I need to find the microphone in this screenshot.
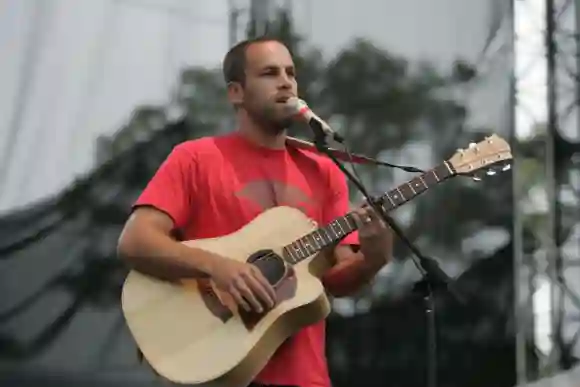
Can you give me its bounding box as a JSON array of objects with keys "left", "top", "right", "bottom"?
[{"left": 285, "top": 97, "right": 344, "bottom": 144}]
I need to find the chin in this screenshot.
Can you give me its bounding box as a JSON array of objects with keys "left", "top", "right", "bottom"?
[
  {"left": 249, "top": 109, "right": 291, "bottom": 134},
  {"left": 261, "top": 115, "right": 291, "bottom": 135}
]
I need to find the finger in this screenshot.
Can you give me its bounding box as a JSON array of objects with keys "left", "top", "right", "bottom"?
[
  {"left": 251, "top": 268, "right": 277, "bottom": 302},
  {"left": 351, "top": 212, "right": 365, "bottom": 231},
  {"left": 247, "top": 272, "right": 276, "bottom": 308},
  {"left": 362, "top": 206, "right": 387, "bottom": 228},
  {"left": 229, "top": 287, "right": 251, "bottom": 312},
  {"left": 252, "top": 266, "right": 276, "bottom": 306},
  {"left": 235, "top": 278, "right": 263, "bottom": 313},
  {"left": 352, "top": 210, "right": 373, "bottom": 230}
]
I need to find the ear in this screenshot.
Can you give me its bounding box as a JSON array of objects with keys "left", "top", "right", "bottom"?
[{"left": 227, "top": 81, "right": 244, "bottom": 108}]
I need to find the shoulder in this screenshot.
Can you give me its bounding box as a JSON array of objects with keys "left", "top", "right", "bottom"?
[
  {"left": 171, "top": 134, "right": 232, "bottom": 161},
  {"left": 172, "top": 136, "right": 218, "bottom": 156}
]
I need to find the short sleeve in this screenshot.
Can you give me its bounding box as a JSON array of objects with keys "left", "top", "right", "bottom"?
[
  {"left": 133, "top": 144, "right": 195, "bottom": 230},
  {"left": 323, "top": 163, "right": 359, "bottom": 246}
]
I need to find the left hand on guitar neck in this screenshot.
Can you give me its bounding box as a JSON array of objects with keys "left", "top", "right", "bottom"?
[{"left": 351, "top": 203, "right": 393, "bottom": 269}]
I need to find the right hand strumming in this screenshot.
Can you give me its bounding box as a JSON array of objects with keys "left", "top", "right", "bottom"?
[{"left": 209, "top": 257, "right": 277, "bottom": 313}]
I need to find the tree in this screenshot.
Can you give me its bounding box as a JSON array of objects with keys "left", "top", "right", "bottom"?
[{"left": 0, "top": 5, "right": 531, "bottom": 387}]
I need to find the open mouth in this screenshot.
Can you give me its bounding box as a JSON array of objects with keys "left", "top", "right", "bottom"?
[{"left": 275, "top": 95, "right": 293, "bottom": 103}]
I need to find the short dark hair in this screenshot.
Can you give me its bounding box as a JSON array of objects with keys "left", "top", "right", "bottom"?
[{"left": 222, "top": 36, "right": 286, "bottom": 85}]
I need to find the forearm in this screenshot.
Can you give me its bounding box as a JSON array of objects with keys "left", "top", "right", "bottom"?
[
  {"left": 322, "top": 250, "right": 385, "bottom": 297},
  {"left": 117, "top": 224, "right": 216, "bottom": 281}
]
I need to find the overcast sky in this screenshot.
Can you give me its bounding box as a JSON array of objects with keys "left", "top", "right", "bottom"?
[{"left": 0, "top": 0, "right": 509, "bottom": 214}]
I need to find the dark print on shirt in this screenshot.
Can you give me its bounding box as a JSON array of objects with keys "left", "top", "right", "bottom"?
[{"left": 235, "top": 180, "right": 313, "bottom": 214}]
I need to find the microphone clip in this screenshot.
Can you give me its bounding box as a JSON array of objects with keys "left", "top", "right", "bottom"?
[{"left": 309, "top": 118, "right": 343, "bottom": 152}]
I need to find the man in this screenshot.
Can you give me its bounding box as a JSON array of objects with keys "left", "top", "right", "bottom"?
[{"left": 117, "top": 37, "right": 393, "bottom": 387}]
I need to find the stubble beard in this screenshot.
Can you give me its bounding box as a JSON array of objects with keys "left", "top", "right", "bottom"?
[{"left": 250, "top": 104, "right": 292, "bottom": 136}]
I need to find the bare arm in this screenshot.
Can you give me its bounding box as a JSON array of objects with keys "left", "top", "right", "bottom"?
[
  {"left": 322, "top": 245, "right": 385, "bottom": 297},
  {"left": 117, "top": 206, "right": 217, "bottom": 281},
  {"left": 322, "top": 206, "right": 393, "bottom": 297}
]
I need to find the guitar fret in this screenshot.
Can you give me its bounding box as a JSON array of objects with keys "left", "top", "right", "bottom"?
[
  {"left": 377, "top": 163, "right": 453, "bottom": 213},
  {"left": 293, "top": 243, "right": 303, "bottom": 260},
  {"left": 395, "top": 187, "right": 405, "bottom": 200},
  {"left": 311, "top": 233, "right": 322, "bottom": 249},
  {"left": 409, "top": 178, "right": 421, "bottom": 194},
  {"left": 298, "top": 239, "right": 308, "bottom": 255},
  {"left": 341, "top": 216, "right": 356, "bottom": 236},
  {"left": 303, "top": 238, "right": 313, "bottom": 253},
  {"left": 329, "top": 224, "right": 338, "bottom": 239},
  {"left": 444, "top": 161, "right": 453, "bottom": 175},
  {"left": 323, "top": 228, "right": 334, "bottom": 244},
  {"left": 333, "top": 222, "right": 342, "bottom": 237},
  {"left": 327, "top": 224, "right": 336, "bottom": 239},
  {"left": 344, "top": 214, "right": 357, "bottom": 232},
  {"left": 336, "top": 220, "right": 346, "bottom": 235},
  {"left": 389, "top": 191, "right": 402, "bottom": 205},
  {"left": 286, "top": 246, "right": 297, "bottom": 263},
  {"left": 400, "top": 184, "right": 414, "bottom": 199},
  {"left": 432, "top": 169, "right": 440, "bottom": 182},
  {"left": 282, "top": 162, "right": 455, "bottom": 266},
  {"left": 313, "top": 230, "right": 324, "bottom": 245},
  {"left": 321, "top": 228, "right": 332, "bottom": 243}
]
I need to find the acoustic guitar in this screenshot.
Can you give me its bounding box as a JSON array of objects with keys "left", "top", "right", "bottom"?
[{"left": 121, "top": 135, "right": 512, "bottom": 387}]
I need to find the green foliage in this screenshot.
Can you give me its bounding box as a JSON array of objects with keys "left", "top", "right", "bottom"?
[
  {"left": 7, "top": 6, "right": 574, "bottom": 386},
  {"left": 103, "top": 6, "right": 513, "bottom": 262},
  {"left": 96, "top": 105, "right": 167, "bottom": 163},
  {"left": 175, "top": 67, "right": 232, "bottom": 133}
]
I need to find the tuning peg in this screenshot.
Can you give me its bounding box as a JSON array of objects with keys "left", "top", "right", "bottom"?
[
  {"left": 472, "top": 174, "right": 482, "bottom": 182},
  {"left": 486, "top": 169, "right": 497, "bottom": 176},
  {"left": 502, "top": 164, "right": 511, "bottom": 172}
]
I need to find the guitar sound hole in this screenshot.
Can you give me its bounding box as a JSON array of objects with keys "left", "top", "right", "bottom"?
[{"left": 247, "top": 250, "right": 287, "bottom": 286}]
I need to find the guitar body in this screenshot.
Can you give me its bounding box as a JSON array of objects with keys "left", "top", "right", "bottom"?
[{"left": 121, "top": 206, "right": 332, "bottom": 387}]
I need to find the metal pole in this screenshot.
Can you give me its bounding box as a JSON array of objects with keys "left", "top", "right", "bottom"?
[
  {"left": 511, "top": 0, "right": 528, "bottom": 381},
  {"left": 228, "top": 0, "right": 240, "bottom": 46},
  {"left": 545, "top": 0, "right": 563, "bottom": 372},
  {"left": 250, "top": 0, "right": 271, "bottom": 36}
]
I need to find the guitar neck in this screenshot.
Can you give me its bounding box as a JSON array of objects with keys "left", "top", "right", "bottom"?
[{"left": 282, "top": 161, "right": 455, "bottom": 264}]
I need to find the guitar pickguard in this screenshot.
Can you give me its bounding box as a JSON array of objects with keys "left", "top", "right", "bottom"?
[
  {"left": 239, "top": 264, "right": 296, "bottom": 330},
  {"left": 197, "top": 250, "right": 298, "bottom": 330},
  {"left": 197, "top": 280, "right": 233, "bottom": 323}
]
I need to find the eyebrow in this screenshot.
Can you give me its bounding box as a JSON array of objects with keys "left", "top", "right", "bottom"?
[{"left": 259, "top": 64, "right": 295, "bottom": 72}]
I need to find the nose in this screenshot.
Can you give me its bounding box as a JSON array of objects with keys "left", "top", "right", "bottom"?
[{"left": 278, "top": 73, "right": 293, "bottom": 89}]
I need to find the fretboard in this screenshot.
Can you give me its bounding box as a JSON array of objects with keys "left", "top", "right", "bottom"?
[{"left": 282, "top": 161, "right": 454, "bottom": 264}]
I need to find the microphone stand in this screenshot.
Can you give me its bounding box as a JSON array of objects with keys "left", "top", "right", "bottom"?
[{"left": 310, "top": 126, "right": 463, "bottom": 387}]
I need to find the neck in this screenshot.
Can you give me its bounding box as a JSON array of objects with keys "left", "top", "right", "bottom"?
[{"left": 237, "top": 111, "right": 287, "bottom": 149}]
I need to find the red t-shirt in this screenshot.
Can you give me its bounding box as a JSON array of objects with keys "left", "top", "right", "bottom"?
[{"left": 133, "top": 131, "right": 358, "bottom": 387}]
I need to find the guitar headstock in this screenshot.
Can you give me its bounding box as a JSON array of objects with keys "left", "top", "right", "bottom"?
[{"left": 447, "top": 134, "right": 512, "bottom": 178}]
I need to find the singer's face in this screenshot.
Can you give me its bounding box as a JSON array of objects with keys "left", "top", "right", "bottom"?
[{"left": 236, "top": 41, "right": 298, "bottom": 131}]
